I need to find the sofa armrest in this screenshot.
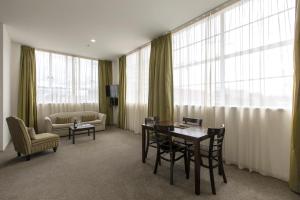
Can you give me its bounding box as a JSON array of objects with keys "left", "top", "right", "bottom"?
[
  {"left": 45, "top": 117, "right": 53, "bottom": 132},
  {"left": 98, "top": 113, "right": 106, "bottom": 124}
]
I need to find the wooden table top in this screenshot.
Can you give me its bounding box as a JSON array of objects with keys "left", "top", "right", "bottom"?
[
  {"left": 142, "top": 121, "right": 209, "bottom": 141},
  {"left": 69, "top": 123, "right": 95, "bottom": 130}
]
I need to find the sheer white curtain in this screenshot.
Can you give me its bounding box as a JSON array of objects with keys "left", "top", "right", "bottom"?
[
  {"left": 35, "top": 50, "right": 99, "bottom": 132},
  {"left": 126, "top": 45, "right": 150, "bottom": 133},
  {"left": 172, "top": 0, "right": 295, "bottom": 181}
]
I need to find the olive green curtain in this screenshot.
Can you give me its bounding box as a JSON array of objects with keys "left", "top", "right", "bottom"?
[
  {"left": 118, "top": 56, "right": 126, "bottom": 128},
  {"left": 289, "top": 0, "right": 300, "bottom": 193},
  {"left": 17, "top": 45, "right": 38, "bottom": 131},
  {"left": 98, "top": 60, "right": 113, "bottom": 125},
  {"left": 148, "top": 33, "right": 173, "bottom": 121}
]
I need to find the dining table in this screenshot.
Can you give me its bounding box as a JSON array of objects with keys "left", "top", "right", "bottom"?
[{"left": 141, "top": 121, "right": 210, "bottom": 195}]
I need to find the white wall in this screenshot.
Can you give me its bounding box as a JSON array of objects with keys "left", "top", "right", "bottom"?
[
  {"left": 0, "top": 24, "right": 3, "bottom": 150},
  {"left": 10, "top": 42, "right": 20, "bottom": 117},
  {"left": 0, "top": 23, "right": 13, "bottom": 151},
  {"left": 2, "top": 24, "right": 12, "bottom": 150},
  {"left": 112, "top": 59, "right": 119, "bottom": 125},
  {"left": 0, "top": 24, "right": 20, "bottom": 151}
]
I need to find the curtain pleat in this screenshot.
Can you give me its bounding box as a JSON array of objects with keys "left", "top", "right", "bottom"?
[
  {"left": 98, "top": 60, "right": 113, "bottom": 125},
  {"left": 125, "top": 46, "right": 150, "bottom": 133},
  {"left": 17, "top": 45, "right": 38, "bottom": 131},
  {"left": 148, "top": 33, "right": 173, "bottom": 121},
  {"left": 289, "top": 0, "right": 300, "bottom": 193},
  {"left": 118, "top": 56, "right": 126, "bottom": 128}
]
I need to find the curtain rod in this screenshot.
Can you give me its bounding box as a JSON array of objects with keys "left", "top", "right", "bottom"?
[
  {"left": 171, "top": 0, "right": 239, "bottom": 33},
  {"left": 36, "top": 48, "right": 100, "bottom": 61},
  {"left": 124, "top": 0, "right": 239, "bottom": 57}
]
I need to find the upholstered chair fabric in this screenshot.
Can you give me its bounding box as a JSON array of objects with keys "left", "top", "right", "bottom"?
[{"left": 6, "top": 116, "right": 59, "bottom": 157}]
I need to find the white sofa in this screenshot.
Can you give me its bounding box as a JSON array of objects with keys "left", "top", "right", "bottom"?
[{"left": 45, "top": 111, "right": 106, "bottom": 136}]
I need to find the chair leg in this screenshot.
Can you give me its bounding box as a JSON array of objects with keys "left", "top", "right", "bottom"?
[
  {"left": 17, "top": 152, "right": 21, "bottom": 157},
  {"left": 220, "top": 161, "right": 227, "bottom": 183},
  {"left": 153, "top": 147, "right": 160, "bottom": 174},
  {"left": 218, "top": 152, "right": 222, "bottom": 175},
  {"left": 170, "top": 151, "right": 175, "bottom": 185},
  {"left": 26, "top": 155, "right": 31, "bottom": 161},
  {"left": 145, "top": 131, "right": 150, "bottom": 159},
  {"left": 53, "top": 147, "right": 57, "bottom": 152},
  {"left": 184, "top": 149, "right": 189, "bottom": 179},
  {"left": 158, "top": 156, "right": 161, "bottom": 166},
  {"left": 209, "top": 159, "right": 216, "bottom": 195}
]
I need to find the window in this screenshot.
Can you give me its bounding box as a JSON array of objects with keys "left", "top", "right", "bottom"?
[
  {"left": 36, "top": 50, "right": 98, "bottom": 104},
  {"left": 125, "top": 45, "right": 151, "bottom": 133},
  {"left": 126, "top": 45, "right": 151, "bottom": 105},
  {"left": 172, "top": 0, "right": 295, "bottom": 109}
]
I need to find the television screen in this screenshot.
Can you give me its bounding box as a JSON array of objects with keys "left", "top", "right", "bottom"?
[{"left": 106, "top": 85, "right": 119, "bottom": 98}]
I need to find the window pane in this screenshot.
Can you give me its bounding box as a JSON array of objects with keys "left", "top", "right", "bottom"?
[
  {"left": 172, "top": 0, "right": 295, "bottom": 109},
  {"left": 36, "top": 50, "right": 98, "bottom": 104}
]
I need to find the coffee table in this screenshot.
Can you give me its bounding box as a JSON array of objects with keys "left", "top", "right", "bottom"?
[{"left": 69, "top": 124, "right": 95, "bottom": 144}]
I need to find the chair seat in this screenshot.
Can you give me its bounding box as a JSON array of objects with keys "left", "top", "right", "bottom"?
[
  {"left": 188, "top": 144, "right": 219, "bottom": 158},
  {"left": 160, "top": 140, "right": 185, "bottom": 153},
  {"left": 31, "top": 133, "right": 60, "bottom": 154},
  {"left": 32, "top": 133, "right": 59, "bottom": 145}
]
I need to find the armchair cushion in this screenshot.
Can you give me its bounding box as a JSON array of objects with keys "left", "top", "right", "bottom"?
[{"left": 31, "top": 133, "right": 59, "bottom": 154}]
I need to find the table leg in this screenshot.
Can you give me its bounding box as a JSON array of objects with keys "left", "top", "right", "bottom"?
[
  {"left": 145, "top": 130, "right": 150, "bottom": 159},
  {"left": 72, "top": 130, "right": 75, "bottom": 144},
  {"left": 88, "top": 129, "right": 90, "bottom": 136},
  {"left": 142, "top": 126, "right": 146, "bottom": 163},
  {"left": 93, "top": 128, "right": 95, "bottom": 140},
  {"left": 69, "top": 128, "right": 71, "bottom": 140},
  {"left": 194, "top": 140, "right": 201, "bottom": 195}
]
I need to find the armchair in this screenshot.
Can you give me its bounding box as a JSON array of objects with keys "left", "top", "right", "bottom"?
[{"left": 6, "top": 116, "right": 59, "bottom": 161}]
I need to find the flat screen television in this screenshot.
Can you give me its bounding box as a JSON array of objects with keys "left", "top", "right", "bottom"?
[{"left": 106, "top": 85, "right": 119, "bottom": 98}]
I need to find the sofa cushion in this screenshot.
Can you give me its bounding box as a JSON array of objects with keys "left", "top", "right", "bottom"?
[
  {"left": 52, "top": 123, "right": 73, "bottom": 129},
  {"left": 56, "top": 117, "right": 72, "bottom": 124},
  {"left": 82, "top": 115, "right": 97, "bottom": 122}
]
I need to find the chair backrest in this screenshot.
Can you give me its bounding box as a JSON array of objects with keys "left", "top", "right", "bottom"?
[
  {"left": 145, "top": 116, "right": 160, "bottom": 125},
  {"left": 153, "top": 124, "right": 173, "bottom": 147},
  {"left": 183, "top": 117, "right": 202, "bottom": 126},
  {"left": 6, "top": 116, "right": 31, "bottom": 155},
  {"left": 207, "top": 124, "right": 225, "bottom": 158}
]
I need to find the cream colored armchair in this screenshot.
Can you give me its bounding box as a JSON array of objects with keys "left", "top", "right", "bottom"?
[{"left": 6, "top": 116, "right": 59, "bottom": 161}]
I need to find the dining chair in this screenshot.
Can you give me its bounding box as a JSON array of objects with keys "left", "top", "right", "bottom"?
[
  {"left": 182, "top": 117, "right": 203, "bottom": 126},
  {"left": 176, "top": 117, "right": 203, "bottom": 156},
  {"left": 187, "top": 124, "right": 227, "bottom": 194},
  {"left": 153, "top": 124, "right": 189, "bottom": 185},
  {"left": 144, "top": 116, "right": 160, "bottom": 159}
]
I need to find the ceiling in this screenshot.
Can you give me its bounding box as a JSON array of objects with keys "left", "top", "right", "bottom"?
[{"left": 0, "top": 0, "right": 227, "bottom": 60}]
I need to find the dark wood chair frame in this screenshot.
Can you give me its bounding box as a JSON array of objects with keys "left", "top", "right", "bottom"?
[
  {"left": 144, "top": 117, "right": 160, "bottom": 159},
  {"left": 187, "top": 125, "right": 227, "bottom": 194},
  {"left": 153, "top": 124, "right": 189, "bottom": 185},
  {"left": 177, "top": 117, "right": 203, "bottom": 148},
  {"left": 183, "top": 117, "right": 203, "bottom": 126}
]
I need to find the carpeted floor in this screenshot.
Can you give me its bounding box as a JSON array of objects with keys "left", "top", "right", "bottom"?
[{"left": 0, "top": 127, "right": 298, "bottom": 200}]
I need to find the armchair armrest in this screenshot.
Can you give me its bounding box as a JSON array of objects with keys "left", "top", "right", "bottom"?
[{"left": 44, "top": 117, "right": 53, "bottom": 132}]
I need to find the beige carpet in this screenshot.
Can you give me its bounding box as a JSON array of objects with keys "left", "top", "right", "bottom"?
[{"left": 0, "top": 127, "right": 298, "bottom": 200}]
